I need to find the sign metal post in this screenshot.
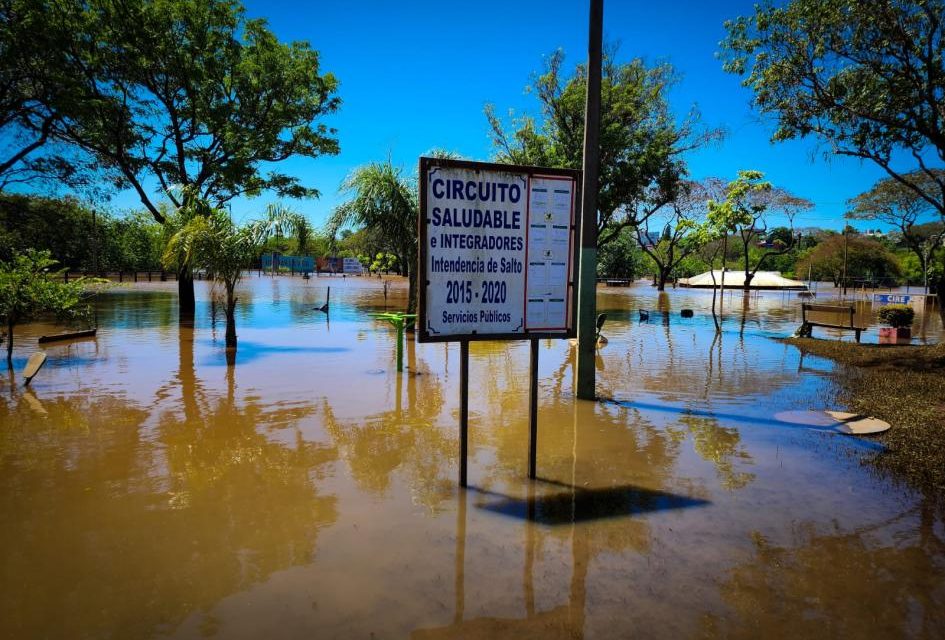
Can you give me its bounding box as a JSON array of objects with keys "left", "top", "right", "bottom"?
[
  {"left": 459, "top": 340, "right": 469, "bottom": 487},
  {"left": 418, "top": 157, "right": 581, "bottom": 485},
  {"left": 528, "top": 338, "right": 539, "bottom": 479}
]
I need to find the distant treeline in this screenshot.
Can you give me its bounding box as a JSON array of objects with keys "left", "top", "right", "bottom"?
[
  {"left": 597, "top": 223, "right": 943, "bottom": 287},
  {"left": 0, "top": 194, "right": 407, "bottom": 276},
  {"left": 0, "top": 194, "right": 164, "bottom": 273}
]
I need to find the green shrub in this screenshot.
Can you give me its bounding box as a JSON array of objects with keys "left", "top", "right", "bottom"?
[{"left": 877, "top": 304, "right": 914, "bottom": 328}]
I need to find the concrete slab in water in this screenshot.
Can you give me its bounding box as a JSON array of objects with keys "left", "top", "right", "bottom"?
[
  {"left": 825, "top": 410, "right": 861, "bottom": 422},
  {"left": 837, "top": 417, "right": 891, "bottom": 435}
]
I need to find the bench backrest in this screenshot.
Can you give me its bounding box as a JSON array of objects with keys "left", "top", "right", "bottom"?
[{"left": 802, "top": 303, "right": 855, "bottom": 328}]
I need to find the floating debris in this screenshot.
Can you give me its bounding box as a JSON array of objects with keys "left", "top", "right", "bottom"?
[{"left": 38, "top": 329, "right": 97, "bottom": 344}]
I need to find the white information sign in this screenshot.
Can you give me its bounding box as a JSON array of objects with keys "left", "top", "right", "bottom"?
[{"left": 419, "top": 158, "right": 578, "bottom": 342}]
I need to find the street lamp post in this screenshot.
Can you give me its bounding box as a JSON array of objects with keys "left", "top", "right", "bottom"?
[
  {"left": 841, "top": 226, "right": 849, "bottom": 297},
  {"left": 923, "top": 233, "right": 942, "bottom": 295}
]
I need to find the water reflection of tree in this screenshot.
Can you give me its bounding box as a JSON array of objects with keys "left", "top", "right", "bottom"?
[
  {"left": 670, "top": 415, "right": 756, "bottom": 491},
  {"left": 597, "top": 317, "right": 799, "bottom": 402},
  {"left": 320, "top": 344, "right": 453, "bottom": 510},
  {"left": 702, "top": 512, "right": 945, "bottom": 638},
  {"left": 93, "top": 290, "right": 177, "bottom": 330},
  {"left": 0, "top": 352, "right": 338, "bottom": 638}
]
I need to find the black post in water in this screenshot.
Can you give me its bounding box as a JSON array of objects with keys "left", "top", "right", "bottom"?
[
  {"left": 576, "top": 0, "right": 604, "bottom": 400},
  {"left": 528, "top": 338, "right": 539, "bottom": 479},
  {"left": 459, "top": 340, "right": 470, "bottom": 487}
]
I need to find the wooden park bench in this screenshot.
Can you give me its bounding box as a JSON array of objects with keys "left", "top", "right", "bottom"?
[{"left": 797, "top": 303, "right": 865, "bottom": 342}]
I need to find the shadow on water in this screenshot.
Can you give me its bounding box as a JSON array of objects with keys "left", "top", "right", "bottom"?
[
  {"left": 606, "top": 398, "right": 831, "bottom": 430},
  {"left": 472, "top": 478, "right": 709, "bottom": 525}
]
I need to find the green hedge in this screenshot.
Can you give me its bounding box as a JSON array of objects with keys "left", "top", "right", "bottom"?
[{"left": 877, "top": 304, "right": 914, "bottom": 328}]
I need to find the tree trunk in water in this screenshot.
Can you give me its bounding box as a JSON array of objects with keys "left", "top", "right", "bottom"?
[
  {"left": 179, "top": 270, "right": 196, "bottom": 319},
  {"left": 657, "top": 268, "right": 669, "bottom": 291},
  {"left": 225, "top": 291, "right": 237, "bottom": 351},
  {"left": 744, "top": 272, "right": 754, "bottom": 291},
  {"left": 5, "top": 316, "right": 13, "bottom": 366}
]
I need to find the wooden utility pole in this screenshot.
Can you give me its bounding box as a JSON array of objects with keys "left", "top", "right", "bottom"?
[{"left": 576, "top": 0, "right": 603, "bottom": 400}]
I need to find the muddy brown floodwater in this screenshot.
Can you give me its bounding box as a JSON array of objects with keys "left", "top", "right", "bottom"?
[{"left": 1, "top": 276, "right": 943, "bottom": 639}]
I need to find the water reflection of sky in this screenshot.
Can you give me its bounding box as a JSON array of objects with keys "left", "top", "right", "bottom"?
[{"left": 1, "top": 277, "right": 943, "bottom": 639}]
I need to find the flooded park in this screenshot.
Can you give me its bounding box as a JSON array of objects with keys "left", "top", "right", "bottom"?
[
  {"left": 2, "top": 275, "right": 943, "bottom": 639},
  {"left": 5, "top": 0, "right": 945, "bottom": 636}
]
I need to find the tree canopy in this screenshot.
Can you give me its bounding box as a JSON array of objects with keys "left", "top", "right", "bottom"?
[
  {"left": 795, "top": 232, "right": 903, "bottom": 286},
  {"left": 24, "top": 0, "right": 340, "bottom": 223},
  {"left": 721, "top": 0, "right": 945, "bottom": 216},
  {"left": 0, "top": 193, "right": 165, "bottom": 272},
  {"left": 0, "top": 1, "right": 104, "bottom": 192},
  {"left": 848, "top": 169, "right": 945, "bottom": 280},
  {"left": 486, "top": 47, "right": 722, "bottom": 248}
]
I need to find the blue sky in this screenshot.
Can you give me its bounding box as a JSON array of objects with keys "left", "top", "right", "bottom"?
[{"left": 109, "top": 0, "right": 919, "bottom": 231}]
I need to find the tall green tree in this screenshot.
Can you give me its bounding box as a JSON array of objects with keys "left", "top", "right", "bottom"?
[
  {"left": 486, "top": 48, "right": 722, "bottom": 248},
  {"left": 328, "top": 160, "right": 418, "bottom": 311},
  {"left": 41, "top": 0, "right": 339, "bottom": 314},
  {"left": 597, "top": 226, "right": 644, "bottom": 280},
  {"left": 707, "top": 170, "right": 772, "bottom": 269},
  {"left": 721, "top": 0, "right": 945, "bottom": 217},
  {"left": 55, "top": 0, "right": 340, "bottom": 216}
]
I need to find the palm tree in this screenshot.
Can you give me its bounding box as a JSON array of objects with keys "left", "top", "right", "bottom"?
[
  {"left": 163, "top": 200, "right": 306, "bottom": 360},
  {"left": 328, "top": 160, "right": 419, "bottom": 311},
  {"left": 164, "top": 210, "right": 256, "bottom": 355}
]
